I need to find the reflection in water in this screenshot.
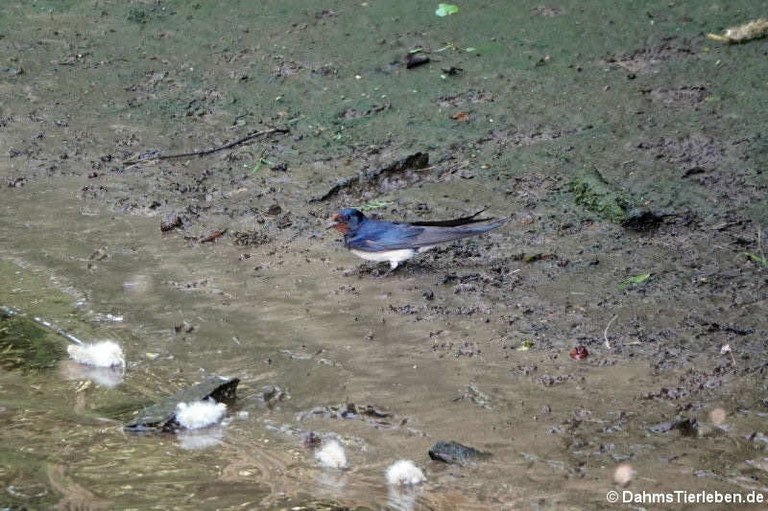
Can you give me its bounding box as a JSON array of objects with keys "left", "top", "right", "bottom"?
[
  {"left": 388, "top": 485, "right": 423, "bottom": 511},
  {"left": 47, "top": 463, "right": 112, "bottom": 511},
  {"left": 313, "top": 470, "right": 349, "bottom": 496},
  {"left": 176, "top": 426, "right": 225, "bottom": 450},
  {"left": 6, "top": 482, "right": 49, "bottom": 499},
  {"left": 58, "top": 359, "right": 125, "bottom": 388}
]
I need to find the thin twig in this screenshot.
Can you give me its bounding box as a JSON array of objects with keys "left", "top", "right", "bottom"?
[
  {"left": 1, "top": 305, "right": 84, "bottom": 345},
  {"left": 604, "top": 314, "right": 618, "bottom": 349},
  {"left": 31, "top": 315, "right": 85, "bottom": 345},
  {"left": 121, "top": 126, "right": 289, "bottom": 165}
]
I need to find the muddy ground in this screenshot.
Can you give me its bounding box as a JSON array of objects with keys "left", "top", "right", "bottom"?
[{"left": 1, "top": 1, "right": 767, "bottom": 509}]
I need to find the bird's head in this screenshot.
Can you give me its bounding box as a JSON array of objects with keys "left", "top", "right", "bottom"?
[{"left": 327, "top": 208, "right": 367, "bottom": 234}]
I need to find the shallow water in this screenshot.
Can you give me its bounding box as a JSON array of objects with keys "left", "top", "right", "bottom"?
[
  {"left": 1, "top": 176, "right": 764, "bottom": 509},
  {"left": 2, "top": 0, "right": 767, "bottom": 509}
]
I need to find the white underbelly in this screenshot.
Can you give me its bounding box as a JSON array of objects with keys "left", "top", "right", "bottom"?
[
  {"left": 349, "top": 246, "right": 437, "bottom": 269},
  {"left": 350, "top": 248, "right": 417, "bottom": 264}
]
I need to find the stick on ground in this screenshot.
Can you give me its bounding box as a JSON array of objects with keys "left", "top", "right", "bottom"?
[
  {"left": 1, "top": 305, "right": 84, "bottom": 345},
  {"left": 122, "top": 127, "right": 289, "bottom": 165},
  {"left": 604, "top": 314, "right": 618, "bottom": 349}
]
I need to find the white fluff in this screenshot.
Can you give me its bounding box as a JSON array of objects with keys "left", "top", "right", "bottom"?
[
  {"left": 315, "top": 439, "right": 348, "bottom": 469},
  {"left": 67, "top": 340, "right": 125, "bottom": 368},
  {"left": 386, "top": 460, "right": 426, "bottom": 486},
  {"left": 175, "top": 400, "right": 227, "bottom": 430}
]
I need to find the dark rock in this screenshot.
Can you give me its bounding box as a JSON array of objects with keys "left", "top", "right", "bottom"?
[
  {"left": 428, "top": 440, "right": 490, "bottom": 464},
  {"left": 124, "top": 376, "right": 239, "bottom": 433}
]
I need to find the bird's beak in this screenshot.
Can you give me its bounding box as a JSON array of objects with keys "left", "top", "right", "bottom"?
[
  {"left": 326, "top": 213, "right": 341, "bottom": 230},
  {"left": 326, "top": 213, "right": 349, "bottom": 234}
]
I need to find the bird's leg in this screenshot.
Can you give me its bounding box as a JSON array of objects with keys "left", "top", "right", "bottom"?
[{"left": 371, "top": 261, "right": 401, "bottom": 278}]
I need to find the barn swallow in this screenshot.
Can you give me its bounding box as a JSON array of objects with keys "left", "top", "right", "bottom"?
[{"left": 328, "top": 208, "right": 507, "bottom": 270}]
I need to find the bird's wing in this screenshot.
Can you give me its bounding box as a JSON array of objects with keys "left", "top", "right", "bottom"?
[
  {"left": 409, "top": 210, "right": 492, "bottom": 227},
  {"left": 346, "top": 221, "right": 424, "bottom": 252},
  {"left": 348, "top": 218, "right": 507, "bottom": 252},
  {"left": 401, "top": 219, "right": 507, "bottom": 247}
]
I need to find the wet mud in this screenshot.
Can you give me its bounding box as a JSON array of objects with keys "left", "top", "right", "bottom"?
[{"left": 1, "top": 1, "right": 767, "bottom": 509}]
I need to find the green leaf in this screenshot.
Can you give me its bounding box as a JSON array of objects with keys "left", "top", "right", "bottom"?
[
  {"left": 356, "top": 200, "right": 394, "bottom": 212},
  {"left": 743, "top": 252, "right": 768, "bottom": 267},
  {"left": 435, "top": 3, "right": 459, "bottom": 17},
  {"left": 517, "top": 339, "right": 535, "bottom": 351},
  {"left": 618, "top": 272, "right": 652, "bottom": 289}
]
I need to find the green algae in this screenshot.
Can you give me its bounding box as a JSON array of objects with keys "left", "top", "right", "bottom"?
[{"left": 570, "top": 167, "right": 633, "bottom": 223}]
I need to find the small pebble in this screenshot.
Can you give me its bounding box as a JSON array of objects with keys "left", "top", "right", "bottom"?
[
  {"left": 613, "top": 463, "right": 635, "bottom": 487},
  {"left": 709, "top": 407, "right": 726, "bottom": 425},
  {"left": 569, "top": 345, "right": 588, "bottom": 360}
]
